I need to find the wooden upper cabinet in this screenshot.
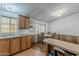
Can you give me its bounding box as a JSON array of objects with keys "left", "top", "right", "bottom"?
[
  {"left": 0, "top": 39, "right": 10, "bottom": 56},
  {"left": 19, "top": 16, "right": 30, "bottom": 29},
  {"left": 11, "top": 37, "right": 20, "bottom": 54},
  {"left": 26, "top": 17, "right": 30, "bottom": 28}
]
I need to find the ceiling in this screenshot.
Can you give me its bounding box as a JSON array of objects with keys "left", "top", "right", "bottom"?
[{"left": 0, "top": 3, "right": 79, "bottom": 22}]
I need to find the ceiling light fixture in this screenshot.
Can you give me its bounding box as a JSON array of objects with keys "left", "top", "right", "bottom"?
[{"left": 53, "top": 9, "right": 66, "bottom": 17}]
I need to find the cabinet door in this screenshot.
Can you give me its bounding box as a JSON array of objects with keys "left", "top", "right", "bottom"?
[
  {"left": 21, "top": 36, "right": 27, "bottom": 50},
  {"left": 26, "top": 36, "right": 32, "bottom": 48},
  {"left": 11, "top": 37, "right": 20, "bottom": 54},
  {"left": 19, "top": 16, "right": 25, "bottom": 29},
  {"left": 0, "top": 39, "right": 10, "bottom": 56},
  {"left": 19, "top": 16, "right": 29, "bottom": 29},
  {"left": 26, "top": 17, "right": 30, "bottom": 28}
]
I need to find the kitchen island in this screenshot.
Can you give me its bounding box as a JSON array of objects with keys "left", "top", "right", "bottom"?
[{"left": 43, "top": 38, "right": 79, "bottom": 56}]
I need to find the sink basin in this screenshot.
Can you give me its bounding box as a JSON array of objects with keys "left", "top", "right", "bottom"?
[{"left": 1, "top": 36, "right": 9, "bottom": 37}]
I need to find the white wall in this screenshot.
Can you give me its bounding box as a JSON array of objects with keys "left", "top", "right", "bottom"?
[{"left": 48, "top": 12, "right": 79, "bottom": 36}]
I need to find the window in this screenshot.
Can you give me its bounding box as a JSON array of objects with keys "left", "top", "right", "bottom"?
[
  {"left": 35, "top": 23, "right": 46, "bottom": 34},
  {"left": 0, "top": 16, "right": 17, "bottom": 33}
]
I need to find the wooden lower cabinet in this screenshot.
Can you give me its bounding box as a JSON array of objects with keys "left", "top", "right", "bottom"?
[
  {"left": 21, "top": 36, "right": 27, "bottom": 50},
  {"left": 26, "top": 36, "right": 32, "bottom": 48},
  {"left": 0, "top": 35, "right": 32, "bottom": 56},
  {"left": 21, "top": 36, "right": 32, "bottom": 50},
  {"left": 0, "top": 39, "right": 10, "bottom": 56},
  {"left": 10, "top": 37, "right": 21, "bottom": 54}
]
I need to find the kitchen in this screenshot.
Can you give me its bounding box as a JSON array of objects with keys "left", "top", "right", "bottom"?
[{"left": 0, "top": 3, "right": 79, "bottom": 56}]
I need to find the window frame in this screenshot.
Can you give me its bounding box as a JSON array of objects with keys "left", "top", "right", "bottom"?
[
  {"left": 0, "top": 15, "right": 18, "bottom": 34},
  {"left": 35, "top": 23, "right": 46, "bottom": 34}
]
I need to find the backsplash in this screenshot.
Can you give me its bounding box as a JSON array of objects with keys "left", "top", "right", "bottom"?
[{"left": 19, "top": 29, "right": 35, "bottom": 35}]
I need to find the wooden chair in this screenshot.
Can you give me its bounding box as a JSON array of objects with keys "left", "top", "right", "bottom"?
[{"left": 37, "top": 33, "right": 45, "bottom": 44}]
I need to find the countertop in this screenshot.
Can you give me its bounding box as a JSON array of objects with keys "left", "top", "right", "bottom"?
[
  {"left": 43, "top": 38, "right": 79, "bottom": 55},
  {"left": 0, "top": 34, "right": 34, "bottom": 39}
]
